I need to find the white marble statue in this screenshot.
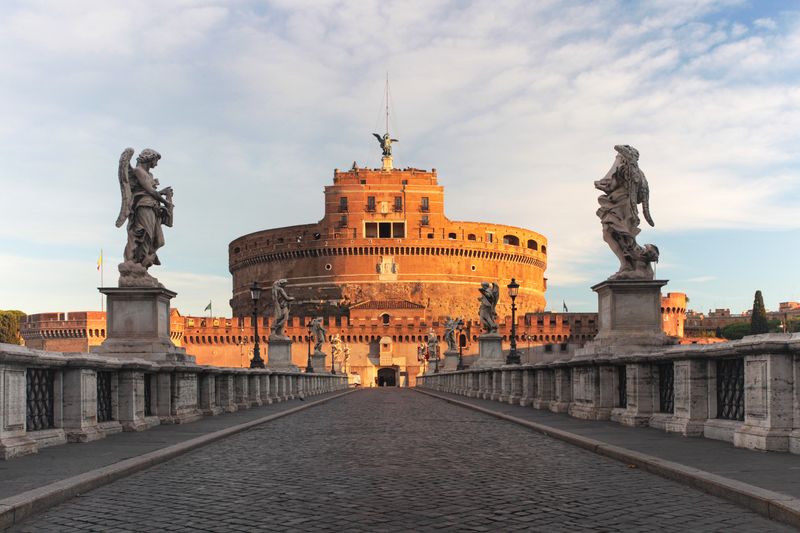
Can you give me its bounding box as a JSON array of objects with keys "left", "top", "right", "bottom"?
[
  {"left": 478, "top": 282, "right": 500, "bottom": 334},
  {"left": 270, "top": 279, "right": 294, "bottom": 337},
  {"left": 116, "top": 148, "right": 174, "bottom": 287},
  {"left": 594, "top": 144, "right": 659, "bottom": 280},
  {"left": 310, "top": 317, "right": 326, "bottom": 353}
]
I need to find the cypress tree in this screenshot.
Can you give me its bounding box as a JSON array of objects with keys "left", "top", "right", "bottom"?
[{"left": 750, "top": 291, "right": 768, "bottom": 335}]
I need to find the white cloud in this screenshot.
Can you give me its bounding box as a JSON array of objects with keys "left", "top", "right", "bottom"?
[{"left": 1, "top": 0, "right": 799, "bottom": 314}]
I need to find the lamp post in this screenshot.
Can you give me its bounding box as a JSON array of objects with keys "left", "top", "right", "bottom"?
[
  {"left": 330, "top": 347, "right": 336, "bottom": 374},
  {"left": 506, "top": 278, "right": 520, "bottom": 365},
  {"left": 249, "top": 281, "right": 265, "bottom": 368},
  {"left": 305, "top": 322, "right": 314, "bottom": 373},
  {"left": 433, "top": 343, "right": 439, "bottom": 373},
  {"left": 456, "top": 324, "right": 465, "bottom": 370}
]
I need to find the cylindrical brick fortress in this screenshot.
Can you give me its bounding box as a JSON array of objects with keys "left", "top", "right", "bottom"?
[{"left": 229, "top": 166, "right": 548, "bottom": 321}]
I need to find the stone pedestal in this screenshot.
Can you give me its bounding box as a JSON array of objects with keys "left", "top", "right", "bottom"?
[
  {"left": 569, "top": 365, "right": 615, "bottom": 420},
  {"left": 0, "top": 364, "right": 37, "bottom": 459},
  {"left": 62, "top": 367, "right": 105, "bottom": 443},
  {"left": 613, "top": 363, "right": 656, "bottom": 427},
  {"left": 579, "top": 280, "right": 671, "bottom": 353},
  {"left": 473, "top": 334, "right": 504, "bottom": 368},
  {"left": 443, "top": 350, "right": 460, "bottom": 372},
  {"left": 118, "top": 367, "right": 159, "bottom": 431},
  {"left": 311, "top": 351, "right": 327, "bottom": 373},
  {"left": 93, "top": 287, "right": 193, "bottom": 363},
  {"left": 267, "top": 336, "right": 298, "bottom": 371},
  {"left": 664, "top": 360, "right": 708, "bottom": 436},
  {"left": 733, "top": 353, "right": 794, "bottom": 452}
]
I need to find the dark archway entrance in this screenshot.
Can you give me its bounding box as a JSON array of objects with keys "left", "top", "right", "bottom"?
[{"left": 377, "top": 367, "right": 397, "bottom": 387}]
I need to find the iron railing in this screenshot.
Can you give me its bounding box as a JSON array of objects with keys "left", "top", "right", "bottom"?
[
  {"left": 96, "top": 371, "right": 114, "bottom": 422},
  {"left": 144, "top": 373, "right": 153, "bottom": 417},
  {"left": 617, "top": 365, "right": 627, "bottom": 408},
  {"left": 717, "top": 358, "right": 744, "bottom": 421},
  {"left": 26, "top": 368, "right": 55, "bottom": 431},
  {"left": 657, "top": 362, "right": 674, "bottom": 413}
]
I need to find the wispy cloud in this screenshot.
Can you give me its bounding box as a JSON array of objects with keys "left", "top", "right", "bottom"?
[{"left": 1, "top": 0, "right": 799, "bottom": 314}]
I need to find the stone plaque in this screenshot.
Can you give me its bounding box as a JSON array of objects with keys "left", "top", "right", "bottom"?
[
  {"left": 4, "top": 369, "right": 25, "bottom": 430},
  {"left": 112, "top": 299, "right": 152, "bottom": 336},
  {"left": 746, "top": 359, "right": 767, "bottom": 418},
  {"left": 157, "top": 301, "right": 168, "bottom": 337},
  {"left": 82, "top": 371, "right": 97, "bottom": 421}
]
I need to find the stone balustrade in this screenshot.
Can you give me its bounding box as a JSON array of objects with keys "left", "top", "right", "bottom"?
[
  {"left": 417, "top": 333, "right": 800, "bottom": 455},
  {"left": 0, "top": 343, "right": 349, "bottom": 460}
]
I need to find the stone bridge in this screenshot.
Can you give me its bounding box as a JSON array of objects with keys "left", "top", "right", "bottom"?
[{"left": 1, "top": 338, "right": 800, "bottom": 531}]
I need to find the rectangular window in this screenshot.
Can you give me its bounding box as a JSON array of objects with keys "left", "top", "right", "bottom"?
[
  {"left": 394, "top": 196, "right": 402, "bottom": 211},
  {"left": 421, "top": 197, "right": 429, "bottom": 212},
  {"left": 486, "top": 232, "right": 494, "bottom": 243},
  {"left": 379, "top": 222, "right": 392, "bottom": 238},
  {"left": 339, "top": 197, "right": 348, "bottom": 212},
  {"left": 339, "top": 215, "right": 348, "bottom": 228},
  {"left": 365, "top": 222, "right": 378, "bottom": 238},
  {"left": 367, "top": 196, "right": 376, "bottom": 212},
  {"left": 421, "top": 215, "right": 429, "bottom": 226},
  {"left": 392, "top": 222, "right": 405, "bottom": 238}
]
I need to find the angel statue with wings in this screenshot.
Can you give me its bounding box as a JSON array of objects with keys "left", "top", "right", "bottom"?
[
  {"left": 116, "top": 148, "right": 174, "bottom": 287},
  {"left": 478, "top": 282, "right": 500, "bottom": 334},
  {"left": 372, "top": 132, "right": 398, "bottom": 158},
  {"left": 594, "top": 145, "right": 659, "bottom": 280}
]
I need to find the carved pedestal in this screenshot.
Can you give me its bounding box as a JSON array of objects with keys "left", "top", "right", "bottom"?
[
  {"left": 474, "top": 334, "right": 504, "bottom": 368},
  {"left": 443, "top": 350, "right": 460, "bottom": 372},
  {"left": 267, "top": 336, "right": 297, "bottom": 371},
  {"left": 94, "top": 287, "right": 192, "bottom": 363},
  {"left": 0, "top": 364, "right": 37, "bottom": 459},
  {"left": 311, "top": 352, "right": 327, "bottom": 373}
]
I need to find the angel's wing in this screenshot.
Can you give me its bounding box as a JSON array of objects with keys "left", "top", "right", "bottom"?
[
  {"left": 372, "top": 133, "right": 383, "bottom": 145},
  {"left": 390, "top": 138, "right": 399, "bottom": 143},
  {"left": 491, "top": 282, "right": 500, "bottom": 301},
  {"left": 115, "top": 148, "right": 135, "bottom": 228},
  {"left": 638, "top": 173, "right": 655, "bottom": 227}
]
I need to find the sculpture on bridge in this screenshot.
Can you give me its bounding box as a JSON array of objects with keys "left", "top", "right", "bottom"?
[
  {"left": 372, "top": 132, "right": 398, "bottom": 158},
  {"left": 310, "top": 317, "right": 326, "bottom": 353},
  {"left": 116, "top": 148, "right": 174, "bottom": 288},
  {"left": 594, "top": 144, "right": 659, "bottom": 280},
  {"left": 341, "top": 343, "right": 351, "bottom": 373},
  {"left": 270, "top": 279, "right": 294, "bottom": 338},
  {"left": 426, "top": 328, "right": 439, "bottom": 362},
  {"left": 478, "top": 282, "right": 500, "bottom": 334},
  {"left": 444, "top": 316, "right": 464, "bottom": 352},
  {"left": 330, "top": 334, "right": 342, "bottom": 366}
]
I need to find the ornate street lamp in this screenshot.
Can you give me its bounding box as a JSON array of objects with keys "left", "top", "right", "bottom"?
[
  {"left": 330, "top": 345, "right": 336, "bottom": 375},
  {"left": 433, "top": 339, "right": 440, "bottom": 373},
  {"left": 305, "top": 321, "right": 314, "bottom": 373},
  {"left": 249, "top": 281, "right": 265, "bottom": 368},
  {"left": 506, "top": 278, "right": 521, "bottom": 365},
  {"left": 456, "top": 324, "right": 465, "bottom": 371}
]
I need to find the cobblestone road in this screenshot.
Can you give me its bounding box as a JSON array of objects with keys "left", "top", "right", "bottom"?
[{"left": 12, "top": 389, "right": 791, "bottom": 532}]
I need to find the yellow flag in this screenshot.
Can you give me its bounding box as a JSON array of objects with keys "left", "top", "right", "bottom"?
[{"left": 97, "top": 250, "right": 103, "bottom": 271}]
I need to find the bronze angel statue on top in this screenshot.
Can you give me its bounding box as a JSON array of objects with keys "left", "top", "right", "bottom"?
[
  {"left": 116, "top": 148, "right": 174, "bottom": 287},
  {"left": 594, "top": 144, "right": 659, "bottom": 280},
  {"left": 372, "top": 132, "right": 398, "bottom": 157}
]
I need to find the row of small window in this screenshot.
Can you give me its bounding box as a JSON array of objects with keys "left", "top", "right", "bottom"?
[{"left": 339, "top": 196, "right": 429, "bottom": 212}]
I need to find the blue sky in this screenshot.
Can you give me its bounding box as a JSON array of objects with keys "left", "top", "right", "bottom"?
[{"left": 1, "top": 0, "right": 798, "bottom": 316}]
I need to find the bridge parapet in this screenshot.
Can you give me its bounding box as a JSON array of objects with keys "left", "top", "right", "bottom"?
[
  {"left": 0, "top": 343, "right": 348, "bottom": 460},
  {"left": 417, "top": 333, "right": 800, "bottom": 455}
]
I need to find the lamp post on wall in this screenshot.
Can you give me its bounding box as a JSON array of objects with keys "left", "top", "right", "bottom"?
[
  {"left": 249, "top": 282, "right": 265, "bottom": 368},
  {"left": 506, "top": 278, "right": 521, "bottom": 365},
  {"left": 456, "top": 325, "right": 465, "bottom": 371},
  {"left": 305, "top": 321, "right": 314, "bottom": 373}
]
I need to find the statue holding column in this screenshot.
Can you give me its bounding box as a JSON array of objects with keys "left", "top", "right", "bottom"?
[
  {"left": 310, "top": 317, "right": 326, "bottom": 353},
  {"left": 270, "top": 279, "right": 294, "bottom": 338},
  {"left": 594, "top": 144, "right": 659, "bottom": 280}
]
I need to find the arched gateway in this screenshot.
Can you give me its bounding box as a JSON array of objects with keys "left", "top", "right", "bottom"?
[{"left": 377, "top": 367, "right": 397, "bottom": 387}]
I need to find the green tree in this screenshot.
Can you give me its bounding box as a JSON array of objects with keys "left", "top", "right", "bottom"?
[
  {"left": 0, "top": 310, "right": 25, "bottom": 345},
  {"left": 721, "top": 322, "right": 751, "bottom": 340},
  {"left": 750, "top": 290, "right": 768, "bottom": 334}
]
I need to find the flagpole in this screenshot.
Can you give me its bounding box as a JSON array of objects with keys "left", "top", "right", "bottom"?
[{"left": 100, "top": 248, "right": 104, "bottom": 313}]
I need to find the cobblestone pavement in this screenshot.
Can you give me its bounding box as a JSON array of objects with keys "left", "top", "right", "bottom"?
[{"left": 11, "top": 389, "right": 792, "bottom": 532}]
